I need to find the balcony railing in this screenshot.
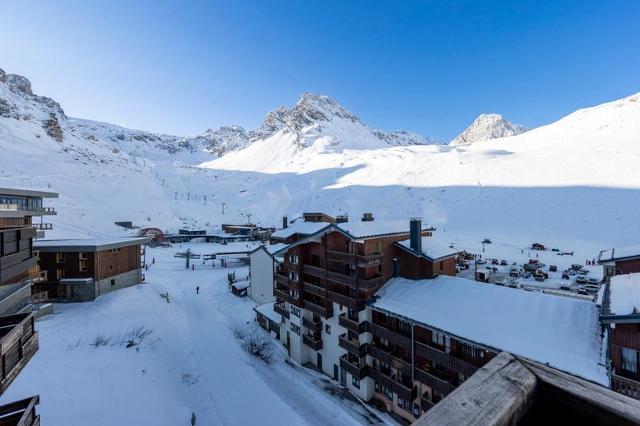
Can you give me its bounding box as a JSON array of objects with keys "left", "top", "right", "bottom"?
[
  {"left": 421, "top": 393, "right": 435, "bottom": 412},
  {"left": 415, "top": 341, "right": 479, "bottom": 378},
  {"left": 273, "top": 302, "right": 290, "bottom": 319},
  {"left": 340, "top": 354, "right": 369, "bottom": 380},
  {"left": 368, "top": 344, "right": 412, "bottom": 376},
  {"left": 0, "top": 313, "right": 39, "bottom": 396},
  {"left": 326, "top": 290, "right": 360, "bottom": 310},
  {"left": 414, "top": 367, "right": 456, "bottom": 396},
  {"left": 326, "top": 250, "right": 384, "bottom": 267},
  {"left": 303, "top": 299, "right": 333, "bottom": 318},
  {"left": 274, "top": 288, "right": 290, "bottom": 302},
  {"left": 303, "top": 264, "right": 325, "bottom": 279},
  {"left": 370, "top": 368, "right": 417, "bottom": 402},
  {"left": 338, "top": 314, "right": 368, "bottom": 334},
  {"left": 302, "top": 281, "right": 325, "bottom": 297},
  {"left": 303, "top": 334, "right": 323, "bottom": 351},
  {"left": 302, "top": 316, "right": 322, "bottom": 334},
  {"left": 32, "top": 223, "right": 52, "bottom": 230},
  {"left": 612, "top": 374, "right": 640, "bottom": 400},
  {"left": 0, "top": 395, "right": 40, "bottom": 426},
  {"left": 369, "top": 323, "right": 411, "bottom": 349},
  {"left": 275, "top": 273, "right": 300, "bottom": 289},
  {"left": 338, "top": 334, "right": 367, "bottom": 357}
]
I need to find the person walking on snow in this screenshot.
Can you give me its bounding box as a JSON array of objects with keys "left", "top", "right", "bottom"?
[{"left": 196, "top": 286, "right": 200, "bottom": 295}]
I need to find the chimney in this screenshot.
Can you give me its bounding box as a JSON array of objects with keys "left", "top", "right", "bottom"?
[
  {"left": 410, "top": 218, "right": 422, "bottom": 253},
  {"left": 282, "top": 216, "right": 288, "bottom": 229},
  {"left": 393, "top": 257, "right": 399, "bottom": 277},
  {"left": 362, "top": 213, "right": 374, "bottom": 222}
]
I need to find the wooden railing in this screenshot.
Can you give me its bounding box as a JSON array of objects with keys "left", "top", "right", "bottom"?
[
  {"left": 274, "top": 288, "right": 290, "bottom": 302},
  {"left": 338, "top": 314, "right": 368, "bottom": 334},
  {"left": 326, "top": 250, "right": 384, "bottom": 267},
  {"left": 340, "top": 355, "right": 369, "bottom": 380},
  {"left": 0, "top": 395, "right": 40, "bottom": 426},
  {"left": 338, "top": 334, "right": 367, "bottom": 357},
  {"left": 303, "top": 334, "right": 323, "bottom": 350},
  {"left": 303, "top": 299, "right": 333, "bottom": 318},
  {"left": 0, "top": 313, "right": 39, "bottom": 396},
  {"left": 368, "top": 344, "right": 412, "bottom": 376},
  {"left": 369, "top": 323, "right": 411, "bottom": 349},
  {"left": 326, "top": 290, "right": 359, "bottom": 310},
  {"left": 613, "top": 374, "right": 640, "bottom": 400},
  {"left": 273, "top": 302, "right": 289, "bottom": 319},
  {"left": 302, "top": 316, "right": 322, "bottom": 334},
  {"left": 302, "top": 281, "right": 325, "bottom": 297},
  {"left": 414, "top": 367, "right": 456, "bottom": 396},
  {"left": 369, "top": 368, "right": 417, "bottom": 402},
  {"left": 415, "top": 341, "right": 479, "bottom": 378}
]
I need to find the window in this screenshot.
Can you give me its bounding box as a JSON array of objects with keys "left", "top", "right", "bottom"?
[
  {"left": 290, "top": 306, "right": 300, "bottom": 317},
  {"left": 109, "top": 265, "right": 113, "bottom": 271},
  {"left": 117, "top": 248, "right": 121, "bottom": 252},
  {"left": 289, "top": 254, "right": 299, "bottom": 264},
  {"left": 440, "top": 261, "right": 443, "bottom": 271},
  {"left": 352, "top": 376, "right": 360, "bottom": 389},
  {"left": 56, "top": 253, "right": 65, "bottom": 263},
  {"left": 292, "top": 289, "right": 299, "bottom": 300},
  {"left": 310, "top": 254, "right": 321, "bottom": 266},
  {"left": 290, "top": 323, "right": 300, "bottom": 335},
  {"left": 110, "top": 279, "right": 116, "bottom": 286},
  {"left": 325, "top": 324, "right": 331, "bottom": 335},
  {"left": 397, "top": 396, "right": 404, "bottom": 408},
  {"left": 289, "top": 271, "right": 299, "bottom": 281},
  {"left": 432, "top": 330, "right": 445, "bottom": 346},
  {"left": 56, "top": 268, "right": 63, "bottom": 280},
  {"left": 622, "top": 347, "right": 638, "bottom": 373},
  {"left": 79, "top": 252, "right": 88, "bottom": 260},
  {"left": 79, "top": 260, "right": 88, "bottom": 272}
]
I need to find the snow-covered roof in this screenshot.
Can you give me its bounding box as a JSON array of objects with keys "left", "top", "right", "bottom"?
[
  {"left": 35, "top": 237, "right": 151, "bottom": 252},
  {"left": 232, "top": 281, "right": 250, "bottom": 290},
  {"left": 265, "top": 243, "right": 289, "bottom": 255},
  {"left": 254, "top": 302, "right": 282, "bottom": 324},
  {"left": 601, "top": 273, "right": 640, "bottom": 319},
  {"left": 336, "top": 220, "right": 422, "bottom": 239},
  {"left": 372, "top": 276, "right": 608, "bottom": 386},
  {"left": 395, "top": 236, "right": 458, "bottom": 260},
  {"left": 599, "top": 246, "right": 640, "bottom": 263},
  {"left": 270, "top": 221, "right": 331, "bottom": 239}
]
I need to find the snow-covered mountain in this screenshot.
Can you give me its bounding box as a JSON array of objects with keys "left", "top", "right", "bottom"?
[
  {"left": 450, "top": 113, "right": 527, "bottom": 145},
  {"left": 1, "top": 66, "right": 639, "bottom": 253}
]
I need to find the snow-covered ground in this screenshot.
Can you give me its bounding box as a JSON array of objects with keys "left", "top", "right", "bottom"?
[{"left": 0, "top": 244, "right": 395, "bottom": 426}]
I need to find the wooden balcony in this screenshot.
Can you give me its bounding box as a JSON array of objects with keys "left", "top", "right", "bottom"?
[
  {"left": 273, "top": 302, "right": 289, "bottom": 319},
  {"left": 302, "top": 281, "right": 325, "bottom": 297},
  {"left": 288, "top": 262, "right": 301, "bottom": 272},
  {"left": 415, "top": 341, "right": 479, "bottom": 378},
  {"left": 338, "top": 334, "right": 367, "bottom": 357},
  {"left": 275, "top": 273, "right": 300, "bottom": 289},
  {"left": 32, "top": 223, "right": 52, "bottom": 231},
  {"left": 303, "top": 334, "right": 323, "bottom": 351},
  {"left": 274, "top": 288, "right": 290, "bottom": 302},
  {"left": 340, "top": 354, "right": 369, "bottom": 380},
  {"left": 0, "top": 313, "right": 38, "bottom": 396},
  {"left": 0, "top": 395, "right": 40, "bottom": 426},
  {"left": 326, "top": 290, "right": 360, "bottom": 310},
  {"left": 303, "top": 299, "right": 333, "bottom": 318},
  {"left": 368, "top": 344, "right": 412, "bottom": 377},
  {"left": 415, "top": 366, "right": 456, "bottom": 396},
  {"left": 326, "top": 250, "right": 384, "bottom": 267},
  {"left": 358, "top": 274, "right": 384, "bottom": 290},
  {"left": 370, "top": 368, "right": 417, "bottom": 402},
  {"left": 302, "top": 264, "right": 326, "bottom": 279},
  {"left": 421, "top": 393, "right": 435, "bottom": 412},
  {"left": 612, "top": 374, "right": 640, "bottom": 400},
  {"left": 369, "top": 323, "right": 411, "bottom": 349},
  {"left": 302, "top": 316, "right": 322, "bottom": 334},
  {"left": 338, "top": 314, "right": 368, "bottom": 334}
]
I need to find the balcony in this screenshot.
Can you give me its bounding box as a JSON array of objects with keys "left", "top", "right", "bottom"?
[
  {"left": 612, "top": 374, "right": 640, "bottom": 400},
  {"left": 338, "top": 313, "right": 368, "bottom": 334},
  {"left": 326, "top": 290, "right": 360, "bottom": 310},
  {"left": 325, "top": 269, "right": 356, "bottom": 286},
  {"left": 367, "top": 344, "right": 412, "bottom": 376},
  {"left": 326, "top": 250, "right": 384, "bottom": 267},
  {"left": 338, "top": 334, "right": 367, "bottom": 357},
  {"left": 302, "top": 281, "right": 325, "bottom": 297},
  {"left": 421, "top": 393, "right": 435, "bottom": 412},
  {"left": 414, "top": 366, "right": 456, "bottom": 396},
  {"left": 274, "top": 288, "right": 290, "bottom": 302},
  {"left": 303, "top": 264, "right": 325, "bottom": 279},
  {"left": 0, "top": 313, "right": 39, "bottom": 395},
  {"left": 369, "top": 323, "right": 411, "bottom": 349},
  {"left": 273, "top": 302, "right": 290, "bottom": 319},
  {"left": 288, "top": 262, "right": 301, "bottom": 272},
  {"left": 358, "top": 274, "right": 384, "bottom": 290},
  {"left": 340, "top": 354, "right": 369, "bottom": 380},
  {"left": 370, "top": 368, "right": 417, "bottom": 402},
  {"left": 302, "top": 316, "right": 322, "bottom": 334},
  {"left": 0, "top": 395, "right": 40, "bottom": 426},
  {"left": 303, "top": 299, "right": 333, "bottom": 318},
  {"left": 415, "top": 341, "right": 479, "bottom": 378},
  {"left": 32, "top": 223, "right": 52, "bottom": 230},
  {"left": 303, "top": 334, "right": 323, "bottom": 351},
  {"left": 275, "top": 273, "right": 300, "bottom": 289}
]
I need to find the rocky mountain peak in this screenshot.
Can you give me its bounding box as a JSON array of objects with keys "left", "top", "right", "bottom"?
[{"left": 450, "top": 113, "right": 527, "bottom": 145}]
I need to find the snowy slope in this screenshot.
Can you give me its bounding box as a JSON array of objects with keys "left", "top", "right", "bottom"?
[
  {"left": 450, "top": 113, "right": 527, "bottom": 145},
  {"left": 1, "top": 66, "right": 639, "bottom": 254}
]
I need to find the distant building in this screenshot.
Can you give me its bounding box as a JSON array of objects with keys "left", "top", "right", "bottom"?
[
  {"left": 34, "top": 237, "right": 149, "bottom": 302},
  {"left": 598, "top": 246, "right": 640, "bottom": 278}
]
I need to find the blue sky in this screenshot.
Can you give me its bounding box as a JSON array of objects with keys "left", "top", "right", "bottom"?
[{"left": 1, "top": 1, "right": 638, "bottom": 141}]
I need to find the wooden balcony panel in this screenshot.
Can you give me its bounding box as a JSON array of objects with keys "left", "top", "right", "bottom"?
[
  {"left": 369, "top": 323, "right": 411, "bottom": 349},
  {"left": 326, "top": 290, "right": 359, "bottom": 310},
  {"left": 415, "top": 341, "right": 478, "bottom": 378},
  {"left": 0, "top": 313, "right": 39, "bottom": 396},
  {"left": 0, "top": 395, "right": 40, "bottom": 426},
  {"left": 368, "top": 344, "right": 412, "bottom": 377},
  {"left": 302, "top": 281, "right": 325, "bottom": 297},
  {"left": 338, "top": 314, "right": 368, "bottom": 334},
  {"left": 303, "top": 334, "right": 323, "bottom": 351},
  {"left": 302, "top": 317, "right": 322, "bottom": 333},
  {"left": 273, "top": 303, "right": 290, "bottom": 319},
  {"left": 339, "top": 334, "right": 367, "bottom": 357},
  {"left": 274, "top": 288, "right": 290, "bottom": 302},
  {"left": 303, "top": 299, "right": 333, "bottom": 318},
  {"left": 414, "top": 367, "right": 456, "bottom": 396},
  {"left": 612, "top": 374, "right": 640, "bottom": 400},
  {"left": 340, "top": 355, "right": 369, "bottom": 380},
  {"left": 370, "top": 368, "right": 417, "bottom": 401},
  {"left": 421, "top": 394, "right": 435, "bottom": 412},
  {"left": 303, "top": 264, "right": 325, "bottom": 279}
]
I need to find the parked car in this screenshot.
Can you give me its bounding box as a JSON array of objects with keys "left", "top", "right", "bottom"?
[
  {"left": 560, "top": 282, "right": 571, "bottom": 290},
  {"left": 575, "top": 276, "right": 587, "bottom": 285},
  {"left": 549, "top": 265, "right": 558, "bottom": 272},
  {"left": 534, "top": 273, "right": 545, "bottom": 282},
  {"left": 476, "top": 259, "right": 486, "bottom": 265},
  {"left": 577, "top": 269, "right": 588, "bottom": 276},
  {"left": 500, "top": 259, "right": 508, "bottom": 266},
  {"left": 491, "top": 259, "right": 499, "bottom": 265},
  {"left": 577, "top": 288, "right": 589, "bottom": 295},
  {"left": 523, "top": 263, "right": 538, "bottom": 272},
  {"left": 571, "top": 264, "right": 583, "bottom": 271},
  {"left": 587, "top": 278, "right": 600, "bottom": 286},
  {"left": 582, "top": 284, "right": 599, "bottom": 294},
  {"left": 510, "top": 268, "right": 520, "bottom": 278},
  {"left": 562, "top": 273, "right": 570, "bottom": 280}
]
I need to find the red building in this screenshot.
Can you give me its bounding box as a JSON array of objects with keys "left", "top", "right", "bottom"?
[{"left": 598, "top": 246, "right": 640, "bottom": 277}]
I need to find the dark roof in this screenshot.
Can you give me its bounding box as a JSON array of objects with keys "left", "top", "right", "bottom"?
[{"left": 0, "top": 187, "right": 58, "bottom": 198}]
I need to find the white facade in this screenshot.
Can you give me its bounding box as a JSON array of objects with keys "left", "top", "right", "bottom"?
[{"left": 248, "top": 248, "right": 276, "bottom": 305}]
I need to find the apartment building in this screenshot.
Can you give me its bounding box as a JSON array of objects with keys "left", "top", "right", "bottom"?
[
  {"left": 598, "top": 273, "right": 640, "bottom": 400},
  {"left": 0, "top": 188, "right": 57, "bottom": 315},
  {"left": 34, "top": 237, "right": 149, "bottom": 302}
]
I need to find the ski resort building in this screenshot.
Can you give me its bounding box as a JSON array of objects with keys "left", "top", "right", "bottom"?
[
  {"left": 33, "top": 237, "right": 149, "bottom": 302},
  {"left": 0, "top": 188, "right": 57, "bottom": 315},
  {"left": 599, "top": 246, "right": 640, "bottom": 278},
  {"left": 598, "top": 273, "right": 640, "bottom": 400}
]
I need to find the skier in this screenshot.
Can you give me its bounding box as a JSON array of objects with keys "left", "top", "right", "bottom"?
[{"left": 196, "top": 286, "right": 200, "bottom": 295}]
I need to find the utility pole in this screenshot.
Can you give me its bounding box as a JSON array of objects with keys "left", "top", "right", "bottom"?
[
  {"left": 221, "top": 202, "right": 227, "bottom": 214},
  {"left": 203, "top": 195, "right": 207, "bottom": 205},
  {"left": 246, "top": 213, "right": 252, "bottom": 224}
]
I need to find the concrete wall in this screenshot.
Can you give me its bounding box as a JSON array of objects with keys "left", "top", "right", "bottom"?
[
  {"left": 249, "top": 250, "right": 275, "bottom": 305},
  {"left": 96, "top": 268, "right": 142, "bottom": 297}
]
